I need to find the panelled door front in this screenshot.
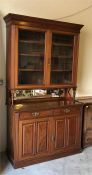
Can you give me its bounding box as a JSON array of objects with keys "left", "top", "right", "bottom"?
[
  {"left": 52, "top": 116, "right": 66, "bottom": 152},
  {"left": 19, "top": 116, "right": 51, "bottom": 160},
  {"left": 66, "top": 114, "right": 81, "bottom": 148}
]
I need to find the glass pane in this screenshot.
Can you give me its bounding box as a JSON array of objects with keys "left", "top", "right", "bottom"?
[
  {"left": 18, "top": 29, "right": 45, "bottom": 85},
  {"left": 51, "top": 33, "right": 74, "bottom": 84},
  {"left": 18, "top": 71, "right": 43, "bottom": 85}
]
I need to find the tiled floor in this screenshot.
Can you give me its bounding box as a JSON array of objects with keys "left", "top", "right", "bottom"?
[{"left": 0, "top": 147, "right": 92, "bottom": 175}]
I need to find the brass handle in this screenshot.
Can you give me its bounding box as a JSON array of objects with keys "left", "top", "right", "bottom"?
[
  {"left": 32, "top": 112, "right": 39, "bottom": 117},
  {"left": 64, "top": 108, "right": 70, "bottom": 113}
]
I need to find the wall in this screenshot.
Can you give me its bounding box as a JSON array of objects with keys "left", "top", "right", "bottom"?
[
  {"left": 0, "top": 1, "right": 92, "bottom": 152},
  {"left": 0, "top": 15, "right": 6, "bottom": 152},
  {"left": 59, "top": 7, "right": 92, "bottom": 97}
]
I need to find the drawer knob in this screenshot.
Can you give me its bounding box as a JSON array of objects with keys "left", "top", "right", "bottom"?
[
  {"left": 86, "top": 106, "right": 89, "bottom": 108},
  {"left": 32, "top": 112, "right": 39, "bottom": 117},
  {"left": 64, "top": 108, "right": 70, "bottom": 113}
]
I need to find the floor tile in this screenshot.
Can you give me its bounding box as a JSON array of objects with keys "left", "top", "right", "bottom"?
[{"left": 0, "top": 147, "right": 92, "bottom": 175}]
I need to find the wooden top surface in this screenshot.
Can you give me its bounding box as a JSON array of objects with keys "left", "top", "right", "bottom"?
[
  {"left": 76, "top": 98, "right": 92, "bottom": 104},
  {"left": 11, "top": 99, "right": 83, "bottom": 112}
]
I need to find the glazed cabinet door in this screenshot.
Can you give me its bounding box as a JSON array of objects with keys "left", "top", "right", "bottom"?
[
  {"left": 15, "top": 27, "right": 49, "bottom": 89},
  {"left": 19, "top": 116, "right": 51, "bottom": 160},
  {"left": 50, "top": 32, "right": 79, "bottom": 87},
  {"left": 66, "top": 114, "right": 81, "bottom": 148}
]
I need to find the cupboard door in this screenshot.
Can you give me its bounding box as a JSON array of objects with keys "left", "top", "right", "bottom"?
[
  {"left": 19, "top": 119, "right": 36, "bottom": 159},
  {"left": 19, "top": 117, "right": 51, "bottom": 159},
  {"left": 36, "top": 118, "right": 50, "bottom": 155},
  {"left": 17, "top": 28, "right": 46, "bottom": 86},
  {"left": 53, "top": 117, "right": 66, "bottom": 150},
  {"left": 50, "top": 33, "right": 74, "bottom": 85},
  {"left": 66, "top": 115, "right": 81, "bottom": 147}
]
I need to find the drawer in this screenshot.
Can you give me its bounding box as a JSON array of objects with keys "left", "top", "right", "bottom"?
[
  {"left": 19, "top": 105, "right": 82, "bottom": 120},
  {"left": 53, "top": 106, "right": 82, "bottom": 116},
  {"left": 86, "top": 115, "right": 92, "bottom": 129},
  {"left": 19, "top": 110, "right": 53, "bottom": 120}
]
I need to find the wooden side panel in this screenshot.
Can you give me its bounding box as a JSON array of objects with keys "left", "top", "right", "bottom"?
[
  {"left": 7, "top": 106, "right": 14, "bottom": 159},
  {"left": 7, "top": 25, "right": 18, "bottom": 89},
  {"left": 54, "top": 118, "right": 66, "bottom": 150},
  {"left": 36, "top": 120, "right": 49, "bottom": 154}
]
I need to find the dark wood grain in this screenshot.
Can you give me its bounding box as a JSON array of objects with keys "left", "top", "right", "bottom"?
[{"left": 4, "top": 13, "right": 83, "bottom": 168}]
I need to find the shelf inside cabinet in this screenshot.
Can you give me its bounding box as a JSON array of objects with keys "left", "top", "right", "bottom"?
[
  {"left": 52, "top": 55, "right": 73, "bottom": 59},
  {"left": 19, "top": 40, "right": 44, "bottom": 45},
  {"left": 19, "top": 52, "right": 44, "bottom": 57},
  {"left": 19, "top": 69, "right": 44, "bottom": 72},
  {"left": 53, "top": 42, "right": 73, "bottom": 47},
  {"left": 52, "top": 69, "right": 72, "bottom": 72}
]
